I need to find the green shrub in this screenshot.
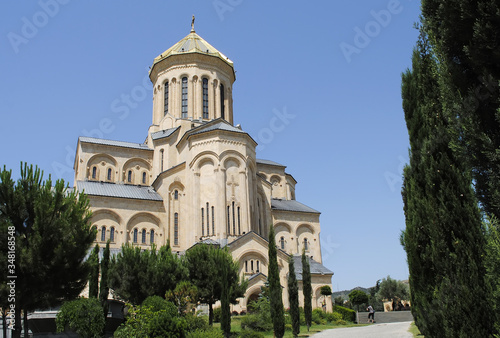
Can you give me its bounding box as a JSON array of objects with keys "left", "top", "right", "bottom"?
[
  {"left": 56, "top": 298, "right": 105, "bottom": 338},
  {"left": 185, "top": 312, "right": 209, "bottom": 332},
  {"left": 213, "top": 307, "right": 222, "bottom": 323},
  {"left": 240, "top": 314, "right": 273, "bottom": 332},
  {"left": 332, "top": 305, "right": 356, "bottom": 322},
  {"left": 142, "top": 295, "right": 170, "bottom": 311},
  {"left": 238, "top": 330, "right": 265, "bottom": 338},
  {"left": 285, "top": 323, "right": 292, "bottom": 331},
  {"left": 326, "top": 312, "right": 342, "bottom": 323},
  {"left": 312, "top": 308, "right": 327, "bottom": 324},
  {"left": 335, "top": 319, "right": 347, "bottom": 325},
  {"left": 186, "top": 327, "right": 224, "bottom": 338}
]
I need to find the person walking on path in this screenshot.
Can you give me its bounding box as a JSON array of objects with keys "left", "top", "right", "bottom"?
[{"left": 367, "top": 305, "right": 375, "bottom": 323}]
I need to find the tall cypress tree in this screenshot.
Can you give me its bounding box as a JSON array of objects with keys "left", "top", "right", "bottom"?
[
  {"left": 99, "top": 240, "right": 110, "bottom": 317},
  {"left": 220, "top": 250, "right": 231, "bottom": 337},
  {"left": 287, "top": 256, "right": 300, "bottom": 337},
  {"left": 88, "top": 244, "right": 100, "bottom": 299},
  {"left": 301, "top": 250, "right": 312, "bottom": 331},
  {"left": 401, "top": 31, "right": 494, "bottom": 337},
  {"left": 268, "top": 226, "right": 285, "bottom": 338}
]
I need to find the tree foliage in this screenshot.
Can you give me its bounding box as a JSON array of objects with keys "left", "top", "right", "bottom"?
[
  {"left": 185, "top": 244, "right": 243, "bottom": 326},
  {"left": 108, "top": 243, "right": 187, "bottom": 305},
  {"left": 375, "top": 276, "right": 409, "bottom": 303},
  {"left": 99, "top": 240, "right": 110, "bottom": 316},
  {"left": 268, "top": 226, "right": 285, "bottom": 338},
  {"left": 0, "top": 164, "right": 95, "bottom": 337},
  {"left": 348, "top": 290, "right": 368, "bottom": 312},
  {"left": 401, "top": 30, "right": 494, "bottom": 337},
  {"left": 301, "top": 250, "right": 312, "bottom": 331},
  {"left": 165, "top": 280, "right": 198, "bottom": 316},
  {"left": 88, "top": 244, "right": 99, "bottom": 299},
  {"left": 287, "top": 256, "right": 300, "bottom": 337},
  {"left": 56, "top": 297, "right": 105, "bottom": 338}
]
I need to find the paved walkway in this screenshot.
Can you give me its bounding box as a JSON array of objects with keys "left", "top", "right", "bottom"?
[{"left": 310, "top": 321, "right": 414, "bottom": 338}]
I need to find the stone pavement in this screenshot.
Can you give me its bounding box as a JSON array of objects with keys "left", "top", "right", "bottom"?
[{"left": 310, "top": 321, "right": 414, "bottom": 338}]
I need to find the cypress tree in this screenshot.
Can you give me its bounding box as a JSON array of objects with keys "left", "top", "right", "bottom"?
[
  {"left": 301, "top": 250, "right": 312, "bottom": 331},
  {"left": 99, "top": 240, "right": 110, "bottom": 317},
  {"left": 88, "top": 244, "right": 100, "bottom": 299},
  {"left": 220, "top": 250, "right": 231, "bottom": 337},
  {"left": 401, "top": 31, "right": 494, "bottom": 337},
  {"left": 287, "top": 256, "right": 300, "bottom": 337},
  {"left": 268, "top": 226, "right": 285, "bottom": 337}
]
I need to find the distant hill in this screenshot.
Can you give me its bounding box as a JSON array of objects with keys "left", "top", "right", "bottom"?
[{"left": 332, "top": 286, "right": 371, "bottom": 299}]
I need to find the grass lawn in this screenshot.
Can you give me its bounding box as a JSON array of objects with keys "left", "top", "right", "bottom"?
[{"left": 214, "top": 316, "right": 363, "bottom": 337}]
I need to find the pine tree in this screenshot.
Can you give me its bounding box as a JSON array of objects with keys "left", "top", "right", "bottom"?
[
  {"left": 401, "top": 31, "right": 494, "bottom": 337},
  {"left": 268, "top": 226, "right": 285, "bottom": 337},
  {"left": 287, "top": 256, "right": 300, "bottom": 337},
  {"left": 88, "top": 244, "right": 100, "bottom": 299},
  {"left": 99, "top": 240, "right": 110, "bottom": 317},
  {"left": 301, "top": 250, "right": 312, "bottom": 331}
]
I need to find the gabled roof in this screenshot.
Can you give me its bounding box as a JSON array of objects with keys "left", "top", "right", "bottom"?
[
  {"left": 151, "top": 127, "right": 180, "bottom": 141},
  {"left": 79, "top": 137, "right": 151, "bottom": 151},
  {"left": 293, "top": 255, "right": 334, "bottom": 281},
  {"left": 271, "top": 199, "right": 320, "bottom": 214},
  {"left": 256, "top": 159, "right": 286, "bottom": 167},
  {"left": 77, "top": 181, "right": 162, "bottom": 201},
  {"left": 178, "top": 118, "right": 257, "bottom": 147},
  {"left": 248, "top": 272, "right": 267, "bottom": 282},
  {"left": 153, "top": 30, "right": 233, "bottom": 68}
]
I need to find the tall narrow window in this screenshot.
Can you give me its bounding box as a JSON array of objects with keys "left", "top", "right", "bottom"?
[
  {"left": 237, "top": 207, "right": 241, "bottom": 235},
  {"left": 160, "top": 149, "right": 164, "bottom": 172},
  {"left": 127, "top": 170, "right": 132, "bottom": 183},
  {"left": 232, "top": 202, "right": 236, "bottom": 235},
  {"left": 212, "top": 206, "right": 215, "bottom": 236},
  {"left": 220, "top": 84, "right": 225, "bottom": 119},
  {"left": 174, "top": 190, "right": 178, "bottom": 200},
  {"left": 181, "top": 77, "right": 188, "bottom": 118},
  {"left": 164, "top": 81, "right": 169, "bottom": 116},
  {"left": 258, "top": 199, "right": 262, "bottom": 235},
  {"left": 174, "top": 213, "right": 179, "bottom": 245},
  {"left": 206, "top": 203, "right": 210, "bottom": 236},
  {"left": 110, "top": 227, "right": 115, "bottom": 242},
  {"left": 245, "top": 260, "right": 248, "bottom": 273},
  {"left": 304, "top": 238, "right": 309, "bottom": 251},
  {"left": 92, "top": 167, "right": 97, "bottom": 179},
  {"left": 256, "top": 260, "right": 260, "bottom": 273},
  {"left": 133, "top": 228, "right": 138, "bottom": 243},
  {"left": 227, "top": 206, "right": 230, "bottom": 235},
  {"left": 202, "top": 78, "right": 209, "bottom": 119},
  {"left": 201, "top": 208, "right": 205, "bottom": 236},
  {"left": 251, "top": 260, "right": 254, "bottom": 272},
  {"left": 142, "top": 172, "right": 147, "bottom": 184},
  {"left": 150, "top": 229, "right": 155, "bottom": 244},
  {"left": 280, "top": 236, "right": 285, "bottom": 250},
  {"left": 107, "top": 168, "right": 112, "bottom": 181},
  {"left": 141, "top": 229, "right": 146, "bottom": 244},
  {"left": 101, "top": 226, "right": 106, "bottom": 242}
]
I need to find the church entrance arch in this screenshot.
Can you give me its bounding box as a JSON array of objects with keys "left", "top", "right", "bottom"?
[{"left": 246, "top": 291, "right": 260, "bottom": 312}]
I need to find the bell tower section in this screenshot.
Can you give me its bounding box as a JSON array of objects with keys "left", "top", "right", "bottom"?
[{"left": 149, "top": 24, "right": 236, "bottom": 132}]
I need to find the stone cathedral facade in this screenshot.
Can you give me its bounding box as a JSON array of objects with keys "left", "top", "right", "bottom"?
[{"left": 73, "top": 26, "right": 333, "bottom": 312}]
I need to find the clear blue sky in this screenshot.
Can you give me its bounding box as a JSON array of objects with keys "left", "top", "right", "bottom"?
[{"left": 0, "top": 1, "right": 421, "bottom": 291}]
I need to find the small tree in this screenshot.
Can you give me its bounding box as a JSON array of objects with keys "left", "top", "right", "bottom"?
[
  {"left": 375, "top": 276, "right": 409, "bottom": 309},
  {"left": 348, "top": 290, "right": 369, "bottom": 312},
  {"left": 301, "top": 250, "right": 312, "bottom": 331},
  {"left": 268, "top": 226, "right": 285, "bottom": 338},
  {"left": 56, "top": 298, "right": 106, "bottom": 338},
  {"left": 165, "top": 281, "right": 198, "bottom": 315},
  {"left": 320, "top": 285, "right": 332, "bottom": 310},
  {"left": 287, "top": 256, "right": 300, "bottom": 337}
]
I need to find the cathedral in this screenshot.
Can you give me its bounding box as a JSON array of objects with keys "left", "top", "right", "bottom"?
[{"left": 73, "top": 23, "right": 333, "bottom": 312}]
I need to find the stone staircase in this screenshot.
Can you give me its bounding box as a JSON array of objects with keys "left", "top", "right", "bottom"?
[{"left": 356, "top": 310, "right": 413, "bottom": 324}]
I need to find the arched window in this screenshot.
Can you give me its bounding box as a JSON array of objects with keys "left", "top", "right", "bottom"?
[
  {"left": 160, "top": 149, "right": 164, "bottom": 172},
  {"left": 107, "top": 168, "right": 112, "bottom": 181},
  {"left": 150, "top": 229, "right": 155, "bottom": 244},
  {"left": 280, "top": 236, "right": 285, "bottom": 250},
  {"left": 212, "top": 206, "right": 215, "bottom": 236},
  {"left": 256, "top": 260, "right": 260, "bottom": 273},
  {"left": 181, "top": 77, "right": 188, "bottom": 118},
  {"left": 202, "top": 78, "right": 209, "bottom": 119},
  {"left": 237, "top": 207, "right": 241, "bottom": 235},
  {"left": 174, "top": 190, "right": 178, "bottom": 200},
  {"left": 245, "top": 260, "right": 248, "bottom": 273},
  {"left": 133, "top": 228, "right": 138, "bottom": 243},
  {"left": 251, "top": 260, "right": 254, "bottom": 272},
  {"left": 141, "top": 229, "right": 146, "bottom": 244},
  {"left": 227, "top": 206, "right": 230, "bottom": 235},
  {"left": 110, "top": 227, "right": 115, "bottom": 242},
  {"left": 206, "top": 203, "right": 210, "bottom": 235},
  {"left": 127, "top": 170, "right": 132, "bottom": 183},
  {"left": 303, "top": 238, "right": 309, "bottom": 251},
  {"left": 201, "top": 208, "right": 205, "bottom": 236},
  {"left": 220, "top": 84, "right": 225, "bottom": 119},
  {"left": 232, "top": 201, "right": 236, "bottom": 235},
  {"left": 101, "top": 226, "right": 106, "bottom": 242},
  {"left": 174, "top": 213, "right": 179, "bottom": 245},
  {"left": 92, "top": 166, "right": 97, "bottom": 180},
  {"left": 164, "top": 81, "right": 169, "bottom": 116},
  {"left": 142, "top": 172, "right": 147, "bottom": 184}
]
